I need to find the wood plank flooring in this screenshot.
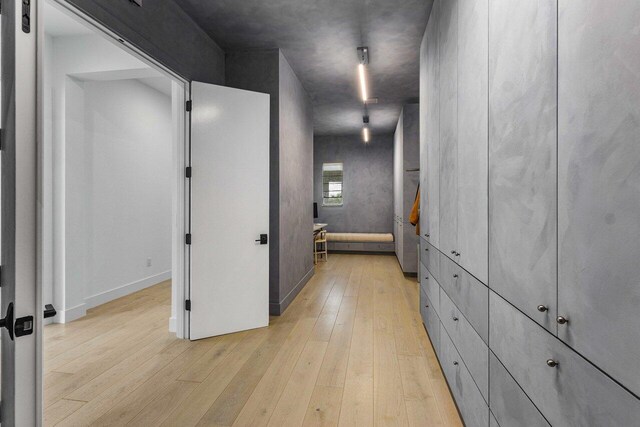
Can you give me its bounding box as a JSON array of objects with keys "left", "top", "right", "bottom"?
[{"left": 44, "top": 254, "right": 462, "bottom": 426}]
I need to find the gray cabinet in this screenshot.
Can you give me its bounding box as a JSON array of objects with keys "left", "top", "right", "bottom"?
[
  {"left": 488, "top": 0, "right": 558, "bottom": 333},
  {"left": 438, "top": 0, "right": 458, "bottom": 260},
  {"left": 440, "top": 324, "right": 489, "bottom": 427},
  {"left": 421, "top": 0, "right": 440, "bottom": 247},
  {"left": 393, "top": 105, "right": 420, "bottom": 274},
  {"left": 557, "top": 0, "right": 640, "bottom": 398},
  {"left": 456, "top": 0, "right": 488, "bottom": 284},
  {"left": 420, "top": 288, "right": 440, "bottom": 351},
  {"left": 489, "top": 352, "right": 549, "bottom": 427},
  {"left": 440, "top": 256, "right": 488, "bottom": 343},
  {"left": 440, "top": 290, "right": 488, "bottom": 401},
  {"left": 490, "top": 291, "right": 640, "bottom": 426},
  {"left": 420, "top": 261, "right": 440, "bottom": 314}
]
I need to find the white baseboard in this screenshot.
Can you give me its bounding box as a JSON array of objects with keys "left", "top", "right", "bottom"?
[
  {"left": 84, "top": 270, "right": 171, "bottom": 310},
  {"left": 55, "top": 270, "right": 171, "bottom": 324},
  {"left": 63, "top": 302, "right": 87, "bottom": 323},
  {"left": 169, "top": 316, "right": 177, "bottom": 333}
]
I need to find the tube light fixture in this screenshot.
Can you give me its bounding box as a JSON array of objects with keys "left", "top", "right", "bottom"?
[
  {"left": 363, "top": 126, "right": 370, "bottom": 143},
  {"left": 358, "top": 63, "right": 368, "bottom": 102}
]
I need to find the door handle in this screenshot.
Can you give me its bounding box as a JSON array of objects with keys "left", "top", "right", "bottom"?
[
  {"left": 44, "top": 304, "right": 57, "bottom": 319},
  {"left": 0, "top": 303, "right": 14, "bottom": 340},
  {"left": 255, "top": 234, "right": 268, "bottom": 245}
]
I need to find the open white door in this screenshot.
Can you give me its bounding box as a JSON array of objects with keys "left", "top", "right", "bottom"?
[
  {"left": 1, "top": 0, "right": 41, "bottom": 424},
  {"left": 189, "top": 82, "right": 270, "bottom": 340}
]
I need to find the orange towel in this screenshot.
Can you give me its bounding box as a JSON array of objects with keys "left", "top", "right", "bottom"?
[{"left": 409, "top": 189, "right": 420, "bottom": 235}]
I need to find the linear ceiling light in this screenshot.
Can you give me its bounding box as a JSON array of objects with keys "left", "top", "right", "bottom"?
[
  {"left": 363, "top": 126, "right": 370, "bottom": 143},
  {"left": 357, "top": 46, "right": 369, "bottom": 102},
  {"left": 358, "top": 64, "right": 368, "bottom": 102}
]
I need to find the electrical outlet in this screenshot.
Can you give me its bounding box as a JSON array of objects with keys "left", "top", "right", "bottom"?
[{"left": 147, "top": 257, "right": 152, "bottom": 267}]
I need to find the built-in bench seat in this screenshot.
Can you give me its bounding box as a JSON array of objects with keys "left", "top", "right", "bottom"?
[{"left": 326, "top": 232, "right": 395, "bottom": 253}]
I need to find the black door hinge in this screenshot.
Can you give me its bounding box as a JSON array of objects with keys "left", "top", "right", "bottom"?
[
  {"left": 186, "top": 166, "right": 192, "bottom": 178},
  {"left": 185, "top": 299, "right": 191, "bottom": 311},
  {"left": 22, "top": 0, "right": 31, "bottom": 33},
  {"left": 185, "top": 233, "right": 192, "bottom": 245},
  {"left": 186, "top": 100, "right": 192, "bottom": 112}
]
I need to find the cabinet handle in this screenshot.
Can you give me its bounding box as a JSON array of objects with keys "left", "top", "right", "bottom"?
[
  {"left": 546, "top": 359, "right": 559, "bottom": 368},
  {"left": 456, "top": 252, "right": 460, "bottom": 257},
  {"left": 453, "top": 361, "right": 459, "bottom": 366},
  {"left": 556, "top": 316, "right": 569, "bottom": 325},
  {"left": 453, "top": 316, "right": 459, "bottom": 322},
  {"left": 425, "top": 234, "right": 430, "bottom": 238},
  {"left": 425, "top": 304, "right": 429, "bottom": 308},
  {"left": 451, "top": 250, "right": 456, "bottom": 255},
  {"left": 453, "top": 274, "right": 459, "bottom": 278},
  {"left": 537, "top": 305, "right": 548, "bottom": 312},
  {"left": 425, "top": 276, "right": 429, "bottom": 280}
]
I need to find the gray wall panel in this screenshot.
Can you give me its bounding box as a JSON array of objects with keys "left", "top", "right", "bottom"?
[
  {"left": 488, "top": 0, "right": 557, "bottom": 332},
  {"left": 314, "top": 134, "right": 394, "bottom": 234},
  {"left": 278, "top": 52, "right": 315, "bottom": 311},
  {"left": 558, "top": 0, "right": 640, "bottom": 397},
  {"left": 66, "top": 0, "right": 225, "bottom": 83},
  {"left": 457, "top": 0, "right": 488, "bottom": 284}
]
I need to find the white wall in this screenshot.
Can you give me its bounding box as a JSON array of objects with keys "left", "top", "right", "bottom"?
[
  {"left": 80, "top": 79, "right": 172, "bottom": 308},
  {"left": 44, "top": 32, "right": 173, "bottom": 322}
]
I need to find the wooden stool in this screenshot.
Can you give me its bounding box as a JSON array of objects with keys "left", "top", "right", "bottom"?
[{"left": 314, "top": 230, "right": 328, "bottom": 264}]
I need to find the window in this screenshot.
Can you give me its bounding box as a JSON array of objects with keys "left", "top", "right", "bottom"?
[{"left": 322, "top": 162, "right": 343, "bottom": 206}]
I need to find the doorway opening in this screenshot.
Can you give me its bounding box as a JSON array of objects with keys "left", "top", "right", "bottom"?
[{"left": 40, "top": 0, "right": 190, "bottom": 419}]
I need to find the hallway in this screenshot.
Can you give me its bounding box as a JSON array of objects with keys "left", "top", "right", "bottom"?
[{"left": 44, "top": 254, "right": 461, "bottom": 426}]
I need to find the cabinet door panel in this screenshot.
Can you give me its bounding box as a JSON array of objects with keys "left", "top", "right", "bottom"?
[
  {"left": 425, "top": 0, "right": 440, "bottom": 247},
  {"left": 440, "top": 290, "right": 488, "bottom": 401},
  {"left": 488, "top": 0, "right": 557, "bottom": 332},
  {"left": 457, "top": 0, "right": 488, "bottom": 284},
  {"left": 420, "top": 261, "right": 440, "bottom": 314},
  {"left": 490, "top": 292, "right": 640, "bottom": 426},
  {"left": 421, "top": 289, "right": 440, "bottom": 352},
  {"left": 440, "top": 256, "right": 488, "bottom": 343},
  {"left": 558, "top": 0, "right": 640, "bottom": 397},
  {"left": 438, "top": 0, "right": 458, "bottom": 258},
  {"left": 440, "top": 325, "right": 489, "bottom": 427},
  {"left": 489, "top": 352, "right": 549, "bottom": 427}
]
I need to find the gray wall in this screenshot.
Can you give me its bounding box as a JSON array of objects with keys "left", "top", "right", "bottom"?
[
  {"left": 226, "top": 49, "right": 314, "bottom": 315},
  {"left": 314, "top": 134, "right": 394, "bottom": 233},
  {"left": 278, "top": 52, "right": 315, "bottom": 314},
  {"left": 65, "top": 0, "right": 225, "bottom": 83}
]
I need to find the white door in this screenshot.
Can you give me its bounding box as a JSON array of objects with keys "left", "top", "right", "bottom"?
[
  {"left": 189, "top": 82, "right": 270, "bottom": 340},
  {"left": 2, "top": 0, "right": 41, "bottom": 424}
]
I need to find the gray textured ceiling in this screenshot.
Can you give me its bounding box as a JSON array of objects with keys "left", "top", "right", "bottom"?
[{"left": 177, "top": 0, "right": 432, "bottom": 136}]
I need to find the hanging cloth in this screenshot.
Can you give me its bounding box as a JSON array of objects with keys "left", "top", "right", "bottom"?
[{"left": 409, "top": 184, "right": 420, "bottom": 235}]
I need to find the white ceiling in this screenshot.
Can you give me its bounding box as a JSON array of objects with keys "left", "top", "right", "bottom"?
[
  {"left": 44, "top": 2, "right": 93, "bottom": 38},
  {"left": 137, "top": 77, "right": 172, "bottom": 97},
  {"left": 44, "top": 1, "right": 172, "bottom": 98}
]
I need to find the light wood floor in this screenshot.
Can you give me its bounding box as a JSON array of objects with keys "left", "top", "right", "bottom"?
[{"left": 44, "top": 254, "right": 462, "bottom": 426}]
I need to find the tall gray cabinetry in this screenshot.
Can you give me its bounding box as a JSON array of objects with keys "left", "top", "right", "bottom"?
[
  {"left": 394, "top": 104, "right": 419, "bottom": 274},
  {"left": 419, "top": 0, "right": 640, "bottom": 425}
]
